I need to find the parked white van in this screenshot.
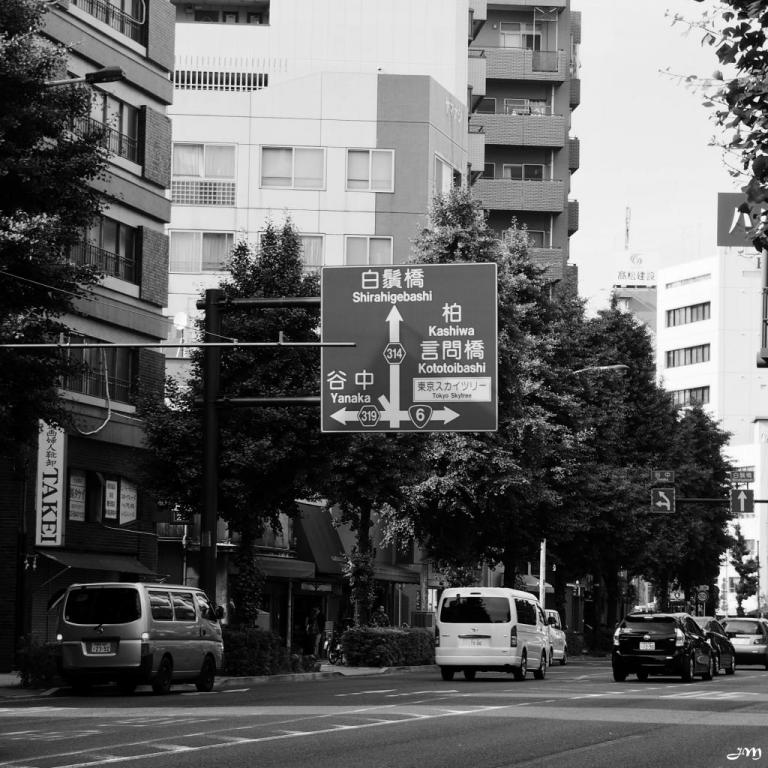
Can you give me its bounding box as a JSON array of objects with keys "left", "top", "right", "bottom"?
[
  {"left": 435, "top": 587, "right": 549, "bottom": 681},
  {"left": 55, "top": 582, "right": 224, "bottom": 694}
]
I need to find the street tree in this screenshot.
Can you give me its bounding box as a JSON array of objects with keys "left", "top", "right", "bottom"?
[
  {"left": 387, "top": 188, "right": 582, "bottom": 585},
  {"left": 730, "top": 523, "right": 759, "bottom": 615},
  {"left": 684, "top": 0, "right": 768, "bottom": 245},
  {"left": 139, "top": 221, "right": 323, "bottom": 622},
  {"left": 0, "top": 0, "right": 107, "bottom": 454}
]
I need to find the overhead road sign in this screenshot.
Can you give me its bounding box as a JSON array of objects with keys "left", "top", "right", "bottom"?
[
  {"left": 650, "top": 488, "right": 675, "bottom": 513},
  {"left": 730, "top": 488, "right": 754, "bottom": 516},
  {"left": 321, "top": 263, "right": 498, "bottom": 433},
  {"left": 731, "top": 469, "right": 755, "bottom": 484}
]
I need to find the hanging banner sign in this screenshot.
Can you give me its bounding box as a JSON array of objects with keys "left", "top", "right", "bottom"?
[{"left": 35, "top": 422, "right": 66, "bottom": 547}]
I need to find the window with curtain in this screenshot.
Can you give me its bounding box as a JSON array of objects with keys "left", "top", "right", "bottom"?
[
  {"left": 434, "top": 156, "right": 459, "bottom": 195},
  {"left": 173, "top": 143, "right": 235, "bottom": 178},
  {"left": 300, "top": 235, "right": 323, "bottom": 270},
  {"left": 169, "top": 231, "right": 233, "bottom": 272},
  {"left": 346, "top": 149, "right": 394, "bottom": 192},
  {"left": 261, "top": 146, "right": 324, "bottom": 188},
  {"left": 345, "top": 236, "right": 392, "bottom": 265}
]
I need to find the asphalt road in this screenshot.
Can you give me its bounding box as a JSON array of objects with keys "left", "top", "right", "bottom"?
[{"left": 2, "top": 659, "right": 767, "bottom": 768}]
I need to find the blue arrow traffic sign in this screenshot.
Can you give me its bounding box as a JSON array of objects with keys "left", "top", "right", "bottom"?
[
  {"left": 730, "top": 488, "right": 754, "bottom": 516},
  {"left": 650, "top": 488, "right": 675, "bottom": 513}
]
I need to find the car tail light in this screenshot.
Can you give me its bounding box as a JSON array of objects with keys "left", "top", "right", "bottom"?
[
  {"left": 675, "top": 628, "right": 685, "bottom": 647},
  {"left": 434, "top": 625, "right": 440, "bottom": 648},
  {"left": 613, "top": 627, "right": 621, "bottom": 646},
  {"left": 753, "top": 638, "right": 764, "bottom": 645},
  {"left": 510, "top": 625, "right": 518, "bottom": 648}
]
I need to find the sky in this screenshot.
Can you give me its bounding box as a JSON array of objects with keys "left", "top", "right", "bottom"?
[{"left": 569, "top": 0, "right": 738, "bottom": 313}]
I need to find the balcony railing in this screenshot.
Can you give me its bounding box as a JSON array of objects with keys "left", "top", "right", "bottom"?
[
  {"left": 63, "top": 368, "right": 133, "bottom": 403},
  {"left": 70, "top": 241, "right": 137, "bottom": 284},
  {"left": 470, "top": 112, "right": 565, "bottom": 148},
  {"left": 72, "top": 115, "right": 138, "bottom": 164},
  {"left": 72, "top": 0, "right": 146, "bottom": 44},
  {"left": 473, "top": 178, "right": 565, "bottom": 212},
  {"left": 484, "top": 47, "right": 566, "bottom": 82}
]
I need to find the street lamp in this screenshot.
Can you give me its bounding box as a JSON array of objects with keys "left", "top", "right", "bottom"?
[{"left": 44, "top": 67, "right": 124, "bottom": 88}]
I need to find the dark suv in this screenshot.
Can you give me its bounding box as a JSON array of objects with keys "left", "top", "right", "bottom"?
[{"left": 612, "top": 612, "right": 714, "bottom": 682}]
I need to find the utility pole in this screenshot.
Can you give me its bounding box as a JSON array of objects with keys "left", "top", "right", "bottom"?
[{"left": 200, "top": 288, "right": 223, "bottom": 603}]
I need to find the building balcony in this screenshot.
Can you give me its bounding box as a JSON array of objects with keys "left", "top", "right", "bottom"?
[
  {"left": 470, "top": 112, "right": 565, "bottom": 147},
  {"left": 568, "top": 137, "right": 580, "bottom": 172},
  {"left": 70, "top": 241, "right": 138, "bottom": 284},
  {"left": 568, "top": 199, "right": 580, "bottom": 234},
  {"left": 484, "top": 47, "right": 567, "bottom": 82},
  {"left": 528, "top": 247, "right": 565, "bottom": 281},
  {"left": 468, "top": 125, "right": 486, "bottom": 180},
  {"left": 72, "top": 115, "right": 138, "bottom": 164},
  {"left": 473, "top": 178, "right": 565, "bottom": 212},
  {"left": 468, "top": 0, "right": 487, "bottom": 40},
  {"left": 71, "top": 0, "right": 146, "bottom": 45},
  {"left": 571, "top": 11, "right": 582, "bottom": 45},
  {"left": 570, "top": 77, "right": 581, "bottom": 109},
  {"left": 468, "top": 49, "right": 487, "bottom": 110}
]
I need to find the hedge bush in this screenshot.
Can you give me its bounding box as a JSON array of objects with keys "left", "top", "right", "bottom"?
[
  {"left": 341, "top": 627, "right": 434, "bottom": 667},
  {"left": 222, "top": 627, "right": 320, "bottom": 676},
  {"left": 16, "top": 635, "right": 59, "bottom": 689}
]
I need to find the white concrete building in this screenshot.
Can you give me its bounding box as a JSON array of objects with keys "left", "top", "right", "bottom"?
[{"left": 656, "top": 242, "right": 768, "bottom": 615}]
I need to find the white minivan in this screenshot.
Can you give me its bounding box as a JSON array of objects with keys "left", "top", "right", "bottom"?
[
  {"left": 55, "top": 582, "right": 224, "bottom": 694},
  {"left": 435, "top": 587, "right": 549, "bottom": 681}
]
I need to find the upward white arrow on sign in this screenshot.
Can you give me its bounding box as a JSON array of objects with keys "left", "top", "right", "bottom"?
[{"left": 738, "top": 490, "right": 748, "bottom": 513}]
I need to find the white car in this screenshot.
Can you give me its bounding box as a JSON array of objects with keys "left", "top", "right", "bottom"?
[{"left": 545, "top": 609, "right": 568, "bottom": 665}]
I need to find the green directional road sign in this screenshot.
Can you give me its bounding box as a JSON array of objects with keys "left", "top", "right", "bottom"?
[
  {"left": 730, "top": 488, "right": 754, "bottom": 516},
  {"left": 321, "top": 263, "right": 498, "bottom": 433},
  {"left": 650, "top": 488, "right": 675, "bottom": 513}
]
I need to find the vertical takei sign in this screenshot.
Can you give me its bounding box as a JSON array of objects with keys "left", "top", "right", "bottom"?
[{"left": 35, "top": 422, "right": 66, "bottom": 547}]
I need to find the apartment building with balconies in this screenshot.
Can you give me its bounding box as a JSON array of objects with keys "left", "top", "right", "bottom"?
[
  {"left": 0, "top": 0, "right": 174, "bottom": 670},
  {"left": 468, "top": 0, "right": 581, "bottom": 281}
]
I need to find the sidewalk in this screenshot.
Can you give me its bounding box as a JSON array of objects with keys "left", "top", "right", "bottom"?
[{"left": 0, "top": 665, "right": 437, "bottom": 699}]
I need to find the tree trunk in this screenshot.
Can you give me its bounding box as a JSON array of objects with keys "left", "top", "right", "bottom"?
[{"left": 353, "top": 505, "right": 373, "bottom": 627}]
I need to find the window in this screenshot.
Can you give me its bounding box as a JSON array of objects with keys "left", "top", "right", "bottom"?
[
  {"left": 481, "top": 163, "right": 495, "bottom": 179},
  {"left": 670, "top": 386, "right": 710, "bottom": 407},
  {"left": 666, "top": 302, "right": 711, "bottom": 327},
  {"left": 89, "top": 89, "right": 138, "bottom": 162},
  {"left": 476, "top": 97, "right": 496, "bottom": 114},
  {"left": 169, "top": 231, "right": 233, "bottom": 273},
  {"left": 435, "top": 156, "right": 460, "bottom": 195},
  {"left": 503, "top": 98, "right": 549, "bottom": 115},
  {"left": 346, "top": 149, "right": 394, "bottom": 192},
  {"left": 665, "top": 344, "right": 710, "bottom": 368},
  {"left": 261, "top": 146, "right": 324, "bottom": 189},
  {"left": 62, "top": 333, "right": 138, "bottom": 403},
  {"left": 514, "top": 599, "right": 536, "bottom": 625},
  {"left": 247, "top": 12, "right": 263, "bottom": 24},
  {"left": 64, "top": 587, "right": 141, "bottom": 625},
  {"left": 300, "top": 235, "right": 324, "bottom": 271},
  {"left": 500, "top": 21, "right": 542, "bottom": 50},
  {"left": 149, "top": 591, "right": 173, "bottom": 621},
  {"left": 223, "top": 11, "right": 238, "bottom": 23},
  {"left": 172, "top": 593, "right": 197, "bottom": 621},
  {"left": 173, "top": 143, "right": 235, "bottom": 179},
  {"left": 345, "top": 236, "right": 393, "bottom": 265},
  {"left": 503, "top": 163, "right": 545, "bottom": 181},
  {"left": 439, "top": 596, "right": 511, "bottom": 623},
  {"left": 527, "top": 230, "right": 547, "bottom": 248},
  {"left": 73, "top": 216, "right": 137, "bottom": 283},
  {"left": 194, "top": 10, "right": 219, "bottom": 22}
]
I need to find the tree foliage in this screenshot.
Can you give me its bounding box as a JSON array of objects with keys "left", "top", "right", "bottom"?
[
  {"left": 140, "top": 221, "right": 323, "bottom": 543},
  {"left": 730, "top": 523, "right": 758, "bottom": 614},
  {"left": 688, "top": 0, "right": 768, "bottom": 245},
  {"left": 0, "top": 0, "right": 107, "bottom": 453}
]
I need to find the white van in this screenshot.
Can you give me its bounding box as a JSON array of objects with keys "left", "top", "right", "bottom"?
[
  {"left": 55, "top": 582, "right": 224, "bottom": 694},
  {"left": 435, "top": 587, "right": 549, "bottom": 681}
]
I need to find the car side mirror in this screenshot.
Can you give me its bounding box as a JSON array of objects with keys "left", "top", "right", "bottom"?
[
  {"left": 216, "top": 605, "right": 225, "bottom": 620},
  {"left": 548, "top": 617, "right": 556, "bottom": 626}
]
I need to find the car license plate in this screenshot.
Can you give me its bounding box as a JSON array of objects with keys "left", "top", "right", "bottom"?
[
  {"left": 639, "top": 641, "right": 655, "bottom": 651},
  {"left": 89, "top": 641, "right": 113, "bottom": 654},
  {"left": 470, "top": 638, "right": 484, "bottom": 647}
]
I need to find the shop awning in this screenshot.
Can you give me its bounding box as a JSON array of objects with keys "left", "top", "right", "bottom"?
[
  {"left": 257, "top": 556, "right": 315, "bottom": 580},
  {"left": 374, "top": 563, "right": 420, "bottom": 584},
  {"left": 296, "top": 502, "right": 345, "bottom": 575},
  {"left": 38, "top": 550, "right": 157, "bottom": 576},
  {"left": 520, "top": 574, "right": 554, "bottom": 594}
]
